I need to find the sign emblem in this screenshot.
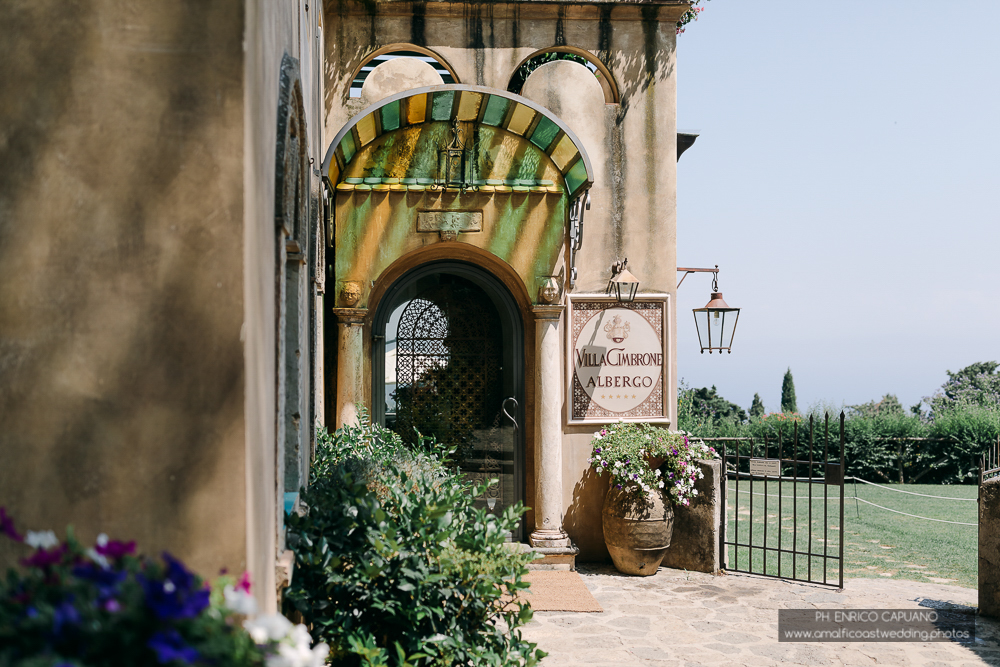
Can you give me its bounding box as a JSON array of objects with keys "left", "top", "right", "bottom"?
[{"left": 604, "top": 315, "right": 630, "bottom": 343}]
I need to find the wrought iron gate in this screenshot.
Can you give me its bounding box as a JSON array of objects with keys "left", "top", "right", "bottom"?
[
  {"left": 391, "top": 279, "right": 518, "bottom": 521},
  {"left": 720, "top": 413, "right": 846, "bottom": 588}
]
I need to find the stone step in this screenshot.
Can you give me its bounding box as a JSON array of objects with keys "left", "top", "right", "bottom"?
[{"left": 505, "top": 542, "right": 580, "bottom": 571}]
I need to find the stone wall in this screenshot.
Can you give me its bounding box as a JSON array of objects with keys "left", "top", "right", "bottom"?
[
  {"left": 662, "top": 459, "right": 723, "bottom": 573},
  {"left": 980, "top": 477, "right": 1000, "bottom": 616}
]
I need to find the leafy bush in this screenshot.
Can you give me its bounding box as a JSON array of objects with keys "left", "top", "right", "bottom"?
[
  {"left": 284, "top": 414, "right": 544, "bottom": 667},
  {"left": 0, "top": 513, "right": 327, "bottom": 667},
  {"left": 926, "top": 402, "right": 1000, "bottom": 483},
  {"left": 841, "top": 410, "right": 926, "bottom": 483}
]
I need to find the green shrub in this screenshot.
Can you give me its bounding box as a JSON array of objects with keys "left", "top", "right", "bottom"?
[
  {"left": 284, "top": 415, "right": 544, "bottom": 667},
  {"left": 841, "top": 410, "right": 926, "bottom": 482},
  {"left": 925, "top": 402, "right": 1000, "bottom": 483}
]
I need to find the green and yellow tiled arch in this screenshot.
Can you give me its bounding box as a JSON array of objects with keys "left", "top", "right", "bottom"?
[{"left": 324, "top": 85, "right": 595, "bottom": 307}]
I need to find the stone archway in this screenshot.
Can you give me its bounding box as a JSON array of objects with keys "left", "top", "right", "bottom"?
[{"left": 372, "top": 260, "right": 526, "bottom": 540}]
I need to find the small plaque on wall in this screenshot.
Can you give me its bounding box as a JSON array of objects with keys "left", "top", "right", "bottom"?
[
  {"left": 567, "top": 295, "right": 670, "bottom": 424},
  {"left": 416, "top": 210, "right": 482, "bottom": 233}
]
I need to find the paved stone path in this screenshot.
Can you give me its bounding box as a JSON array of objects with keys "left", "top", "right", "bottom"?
[{"left": 522, "top": 565, "right": 1000, "bottom": 666}]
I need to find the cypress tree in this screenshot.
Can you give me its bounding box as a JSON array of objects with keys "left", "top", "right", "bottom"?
[
  {"left": 780, "top": 368, "right": 798, "bottom": 414},
  {"left": 749, "top": 393, "right": 765, "bottom": 419}
]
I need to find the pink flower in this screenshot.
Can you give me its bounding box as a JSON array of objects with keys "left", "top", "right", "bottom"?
[{"left": 236, "top": 571, "right": 252, "bottom": 594}]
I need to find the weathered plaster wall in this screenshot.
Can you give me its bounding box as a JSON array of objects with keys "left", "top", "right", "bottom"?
[
  {"left": 980, "top": 478, "right": 1000, "bottom": 617},
  {"left": 0, "top": 0, "right": 326, "bottom": 613},
  {"left": 245, "top": 0, "right": 327, "bottom": 611},
  {"left": 0, "top": 0, "right": 247, "bottom": 576}
]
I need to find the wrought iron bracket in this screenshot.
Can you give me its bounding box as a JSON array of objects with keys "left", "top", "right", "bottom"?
[
  {"left": 568, "top": 190, "right": 590, "bottom": 288},
  {"left": 677, "top": 265, "right": 719, "bottom": 289}
]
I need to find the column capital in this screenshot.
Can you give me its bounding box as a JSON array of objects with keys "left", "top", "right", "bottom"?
[
  {"left": 531, "top": 304, "right": 564, "bottom": 321},
  {"left": 332, "top": 307, "right": 367, "bottom": 325}
]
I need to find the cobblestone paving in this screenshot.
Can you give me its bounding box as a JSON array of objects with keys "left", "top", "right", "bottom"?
[{"left": 522, "top": 565, "right": 1000, "bottom": 666}]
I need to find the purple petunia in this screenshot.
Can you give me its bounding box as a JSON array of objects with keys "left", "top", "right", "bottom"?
[
  {"left": 73, "top": 563, "right": 126, "bottom": 601},
  {"left": 140, "top": 553, "right": 210, "bottom": 620},
  {"left": 96, "top": 537, "right": 136, "bottom": 560},
  {"left": 52, "top": 598, "right": 81, "bottom": 637},
  {"left": 148, "top": 630, "right": 200, "bottom": 665},
  {"left": 0, "top": 507, "right": 23, "bottom": 542},
  {"left": 21, "top": 544, "right": 68, "bottom": 569}
]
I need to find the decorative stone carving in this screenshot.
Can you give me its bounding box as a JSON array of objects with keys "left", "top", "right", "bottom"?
[
  {"left": 340, "top": 281, "right": 362, "bottom": 306},
  {"left": 538, "top": 276, "right": 562, "bottom": 304}
]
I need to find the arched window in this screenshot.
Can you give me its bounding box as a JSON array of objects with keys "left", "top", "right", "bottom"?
[
  {"left": 275, "top": 55, "right": 311, "bottom": 501},
  {"left": 350, "top": 46, "right": 457, "bottom": 98},
  {"left": 508, "top": 48, "right": 619, "bottom": 105}
]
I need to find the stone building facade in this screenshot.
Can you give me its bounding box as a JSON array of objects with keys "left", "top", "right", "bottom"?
[{"left": 0, "top": 0, "right": 691, "bottom": 612}]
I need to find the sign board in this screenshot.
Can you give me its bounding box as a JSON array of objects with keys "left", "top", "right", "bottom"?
[
  {"left": 416, "top": 210, "right": 482, "bottom": 233},
  {"left": 567, "top": 296, "right": 669, "bottom": 424},
  {"left": 749, "top": 458, "right": 781, "bottom": 477}
]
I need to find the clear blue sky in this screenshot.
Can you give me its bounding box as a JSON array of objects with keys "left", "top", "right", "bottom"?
[{"left": 675, "top": 0, "right": 1000, "bottom": 414}]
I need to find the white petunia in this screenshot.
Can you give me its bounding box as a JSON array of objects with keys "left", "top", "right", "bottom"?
[
  {"left": 25, "top": 530, "right": 59, "bottom": 550},
  {"left": 225, "top": 585, "right": 259, "bottom": 615},
  {"left": 86, "top": 548, "right": 110, "bottom": 569},
  {"left": 244, "top": 613, "right": 293, "bottom": 644}
]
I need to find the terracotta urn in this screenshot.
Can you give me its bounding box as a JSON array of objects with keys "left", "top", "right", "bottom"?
[
  {"left": 602, "top": 486, "right": 674, "bottom": 576},
  {"left": 644, "top": 452, "right": 668, "bottom": 470}
]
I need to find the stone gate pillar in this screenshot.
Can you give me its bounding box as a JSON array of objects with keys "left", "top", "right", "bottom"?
[
  {"left": 980, "top": 477, "right": 1000, "bottom": 616},
  {"left": 530, "top": 305, "right": 572, "bottom": 549},
  {"left": 332, "top": 307, "right": 366, "bottom": 428}
]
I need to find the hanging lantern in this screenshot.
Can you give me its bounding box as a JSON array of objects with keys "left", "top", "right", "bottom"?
[
  {"left": 606, "top": 258, "right": 639, "bottom": 303},
  {"left": 437, "top": 118, "right": 477, "bottom": 191},
  {"left": 692, "top": 271, "right": 740, "bottom": 354}
]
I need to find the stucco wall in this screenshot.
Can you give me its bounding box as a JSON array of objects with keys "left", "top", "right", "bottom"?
[
  {"left": 0, "top": 0, "right": 326, "bottom": 613},
  {"left": 0, "top": 0, "right": 247, "bottom": 575},
  {"left": 245, "top": 0, "right": 326, "bottom": 611}
]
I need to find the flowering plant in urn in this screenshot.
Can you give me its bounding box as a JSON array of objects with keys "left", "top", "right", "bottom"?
[{"left": 588, "top": 422, "right": 717, "bottom": 506}]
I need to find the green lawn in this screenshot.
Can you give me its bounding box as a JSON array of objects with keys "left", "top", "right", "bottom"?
[{"left": 725, "top": 479, "right": 978, "bottom": 589}]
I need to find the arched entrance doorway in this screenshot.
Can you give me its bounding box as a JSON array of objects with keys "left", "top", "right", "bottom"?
[{"left": 372, "top": 261, "right": 525, "bottom": 540}]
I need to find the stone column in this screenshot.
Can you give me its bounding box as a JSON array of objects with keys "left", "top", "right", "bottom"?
[
  {"left": 332, "top": 308, "right": 366, "bottom": 428},
  {"left": 530, "top": 305, "right": 572, "bottom": 549}
]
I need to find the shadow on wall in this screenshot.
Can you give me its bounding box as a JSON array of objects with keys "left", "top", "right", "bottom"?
[
  {"left": 0, "top": 0, "right": 246, "bottom": 573},
  {"left": 565, "top": 467, "right": 611, "bottom": 561}
]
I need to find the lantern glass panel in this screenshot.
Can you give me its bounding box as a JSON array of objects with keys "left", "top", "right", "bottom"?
[{"left": 693, "top": 308, "right": 740, "bottom": 352}]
